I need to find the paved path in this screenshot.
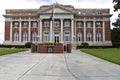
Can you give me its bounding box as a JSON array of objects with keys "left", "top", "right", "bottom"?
[{"left": 0, "top": 50, "right": 120, "bottom": 80}]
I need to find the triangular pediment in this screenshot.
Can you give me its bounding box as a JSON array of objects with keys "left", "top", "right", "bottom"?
[{"left": 39, "top": 3, "right": 75, "bottom": 14}]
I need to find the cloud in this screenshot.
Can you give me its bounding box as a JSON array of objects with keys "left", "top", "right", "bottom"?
[{"left": 0, "top": 0, "right": 119, "bottom": 44}]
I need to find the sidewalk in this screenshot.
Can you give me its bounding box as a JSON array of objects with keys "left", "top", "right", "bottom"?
[{"left": 0, "top": 50, "right": 120, "bottom": 80}]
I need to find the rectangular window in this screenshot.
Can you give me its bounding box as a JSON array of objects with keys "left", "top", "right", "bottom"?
[
  {"left": 64, "top": 32, "right": 70, "bottom": 41},
  {"left": 44, "top": 32, "right": 49, "bottom": 42},
  {"left": 14, "top": 22, "right": 19, "bottom": 28},
  {"left": 64, "top": 20, "right": 70, "bottom": 27},
  {"left": 87, "top": 22, "right": 91, "bottom": 28},
  {"left": 23, "top": 22, "right": 28, "bottom": 28},
  {"left": 54, "top": 21, "right": 60, "bottom": 27},
  {"left": 33, "top": 22, "right": 37, "bottom": 28},
  {"left": 77, "top": 21, "right": 82, "bottom": 28},
  {"left": 44, "top": 21, "right": 49, "bottom": 27}
]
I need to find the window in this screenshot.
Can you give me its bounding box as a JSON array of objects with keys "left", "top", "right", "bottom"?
[
  {"left": 54, "top": 21, "right": 60, "bottom": 27},
  {"left": 77, "top": 32, "right": 82, "bottom": 41},
  {"left": 33, "top": 22, "right": 37, "bottom": 28},
  {"left": 23, "top": 32, "right": 28, "bottom": 41},
  {"left": 96, "top": 21, "right": 101, "bottom": 27},
  {"left": 64, "top": 32, "right": 70, "bottom": 41},
  {"left": 32, "top": 32, "right": 37, "bottom": 41},
  {"left": 23, "top": 22, "right": 28, "bottom": 28},
  {"left": 87, "top": 32, "right": 92, "bottom": 41},
  {"left": 77, "top": 21, "right": 82, "bottom": 28},
  {"left": 87, "top": 21, "right": 91, "bottom": 28},
  {"left": 44, "top": 32, "right": 49, "bottom": 42},
  {"left": 96, "top": 32, "right": 102, "bottom": 41},
  {"left": 44, "top": 21, "right": 49, "bottom": 27},
  {"left": 64, "top": 20, "right": 70, "bottom": 27},
  {"left": 14, "top": 22, "right": 19, "bottom": 28},
  {"left": 14, "top": 32, "right": 19, "bottom": 41}
]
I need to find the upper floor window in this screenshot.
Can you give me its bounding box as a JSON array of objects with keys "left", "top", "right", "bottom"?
[
  {"left": 32, "top": 32, "right": 37, "bottom": 41},
  {"left": 14, "top": 22, "right": 19, "bottom": 28},
  {"left": 23, "top": 32, "right": 28, "bottom": 41},
  {"left": 54, "top": 21, "right": 60, "bottom": 27},
  {"left": 14, "top": 32, "right": 19, "bottom": 41},
  {"left": 33, "top": 22, "right": 37, "bottom": 28},
  {"left": 77, "top": 21, "right": 82, "bottom": 28},
  {"left": 87, "top": 21, "right": 91, "bottom": 28},
  {"left": 23, "top": 22, "right": 28, "bottom": 28},
  {"left": 96, "top": 21, "right": 101, "bottom": 27},
  {"left": 44, "top": 21, "right": 49, "bottom": 27},
  {"left": 64, "top": 32, "right": 70, "bottom": 41},
  {"left": 64, "top": 20, "right": 70, "bottom": 27},
  {"left": 44, "top": 32, "right": 49, "bottom": 42}
]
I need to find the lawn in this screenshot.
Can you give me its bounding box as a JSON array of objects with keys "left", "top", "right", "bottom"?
[
  {"left": 0, "top": 48, "right": 27, "bottom": 56},
  {"left": 81, "top": 48, "right": 120, "bottom": 65}
]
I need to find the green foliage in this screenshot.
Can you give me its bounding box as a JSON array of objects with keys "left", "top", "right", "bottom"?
[
  {"left": 113, "top": 0, "right": 120, "bottom": 11},
  {"left": 81, "top": 48, "right": 120, "bottom": 65},
  {"left": 111, "top": 28, "right": 120, "bottom": 47},
  {"left": 81, "top": 42, "right": 89, "bottom": 47},
  {"left": 44, "top": 42, "right": 54, "bottom": 45},
  {"left": 25, "top": 42, "right": 32, "bottom": 48}
]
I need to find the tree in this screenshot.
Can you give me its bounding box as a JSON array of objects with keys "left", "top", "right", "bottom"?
[
  {"left": 112, "top": 0, "right": 120, "bottom": 47},
  {"left": 112, "top": 14, "right": 120, "bottom": 28},
  {"left": 113, "top": 0, "right": 120, "bottom": 11}
]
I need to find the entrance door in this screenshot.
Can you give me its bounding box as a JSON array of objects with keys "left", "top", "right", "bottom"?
[
  {"left": 54, "top": 35, "right": 59, "bottom": 43},
  {"left": 64, "top": 45, "right": 67, "bottom": 52}
]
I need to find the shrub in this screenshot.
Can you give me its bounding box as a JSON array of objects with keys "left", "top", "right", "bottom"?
[
  {"left": 81, "top": 42, "right": 89, "bottom": 47},
  {"left": 25, "top": 42, "right": 32, "bottom": 48},
  {"left": 112, "top": 42, "right": 120, "bottom": 47},
  {"left": 44, "top": 42, "right": 54, "bottom": 45}
]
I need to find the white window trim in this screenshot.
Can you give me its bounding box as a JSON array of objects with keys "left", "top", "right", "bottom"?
[
  {"left": 64, "top": 20, "right": 70, "bottom": 27},
  {"left": 64, "top": 31, "right": 70, "bottom": 41},
  {"left": 43, "top": 31, "right": 49, "bottom": 42},
  {"left": 44, "top": 21, "right": 49, "bottom": 27}
]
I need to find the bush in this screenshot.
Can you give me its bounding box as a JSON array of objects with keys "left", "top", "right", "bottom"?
[
  {"left": 25, "top": 42, "right": 32, "bottom": 48},
  {"left": 112, "top": 42, "right": 120, "bottom": 47},
  {"left": 44, "top": 42, "right": 54, "bottom": 45},
  {"left": 81, "top": 42, "right": 89, "bottom": 47}
]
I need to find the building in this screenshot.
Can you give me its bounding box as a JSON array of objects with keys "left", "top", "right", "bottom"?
[{"left": 3, "top": 3, "right": 112, "bottom": 48}]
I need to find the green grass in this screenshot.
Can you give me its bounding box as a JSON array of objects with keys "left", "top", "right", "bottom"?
[
  {"left": 0, "top": 48, "right": 27, "bottom": 56},
  {"left": 81, "top": 48, "right": 120, "bottom": 65}
]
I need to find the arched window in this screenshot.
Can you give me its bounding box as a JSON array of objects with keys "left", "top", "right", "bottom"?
[
  {"left": 14, "top": 32, "right": 19, "bottom": 41},
  {"left": 23, "top": 32, "right": 28, "bottom": 41},
  {"left": 77, "top": 32, "right": 82, "bottom": 41},
  {"left": 96, "top": 32, "right": 102, "bottom": 41},
  {"left": 87, "top": 32, "right": 92, "bottom": 41},
  {"left": 32, "top": 32, "right": 37, "bottom": 41}
]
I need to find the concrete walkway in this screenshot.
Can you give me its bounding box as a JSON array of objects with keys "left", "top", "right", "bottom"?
[{"left": 0, "top": 50, "right": 120, "bottom": 80}]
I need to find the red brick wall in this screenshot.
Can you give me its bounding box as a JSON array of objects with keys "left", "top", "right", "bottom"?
[
  {"left": 53, "top": 44, "right": 63, "bottom": 53},
  {"left": 5, "top": 22, "right": 10, "bottom": 40},
  {"left": 105, "top": 21, "right": 111, "bottom": 41}
]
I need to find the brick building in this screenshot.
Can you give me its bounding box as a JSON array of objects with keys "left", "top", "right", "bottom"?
[{"left": 3, "top": 3, "right": 112, "bottom": 48}]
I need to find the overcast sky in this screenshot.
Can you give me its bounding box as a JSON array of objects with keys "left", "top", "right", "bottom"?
[{"left": 0, "top": 0, "right": 119, "bottom": 44}]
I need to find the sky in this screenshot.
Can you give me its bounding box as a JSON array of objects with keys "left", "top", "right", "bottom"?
[{"left": 0, "top": 0, "right": 119, "bottom": 44}]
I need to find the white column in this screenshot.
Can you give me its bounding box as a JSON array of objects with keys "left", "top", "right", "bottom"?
[
  {"left": 102, "top": 21, "right": 105, "bottom": 42},
  {"left": 40, "top": 19, "right": 42, "bottom": 43},
  {"left": 10, "top": 21, "right": 13, "bottom": 42},
  {"left": 84, "top": 21, "right": 86, "bottom": 42},
  {"left": 28, "top": 21, "right": 31, "bottom": 42},
  {"left": 50, "top": 20, "right": 53, "bottom": 42},
  {"left": 93, "top": 21, "right": 96, "bottom": 43},
  {"left": 19, "top": 21, "right": 22, "bottom": 42},
  {"left": 60, "top": 19, "right": 63, "bottom": 43},
  {"left": 71, "top": 19, "right": 74, "bottom": 43}
]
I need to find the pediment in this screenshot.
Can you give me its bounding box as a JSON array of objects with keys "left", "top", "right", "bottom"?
[{"left": 39, "top": 4, "right": 75, "bottom": 14}]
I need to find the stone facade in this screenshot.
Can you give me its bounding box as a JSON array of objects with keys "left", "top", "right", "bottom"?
[{"left": 3, "top": 3, "right": 112, "bottom": 48}]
